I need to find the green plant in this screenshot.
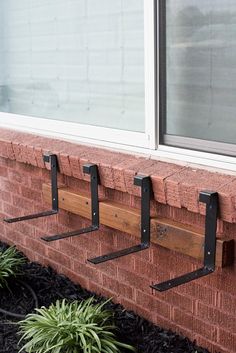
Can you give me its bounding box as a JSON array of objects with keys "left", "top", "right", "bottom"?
[
  {"left": 19, "top": 297, "right": 135, "bottom": 353},
  {"left": 0, "top": 246, "right": 26, "bottom": 288}
]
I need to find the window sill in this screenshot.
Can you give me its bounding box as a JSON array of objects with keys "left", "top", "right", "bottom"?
[{"left": 0, "top": 127, "right": 236, "bottom": 224}]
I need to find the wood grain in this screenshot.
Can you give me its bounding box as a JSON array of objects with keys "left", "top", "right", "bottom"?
[{"left": 43, "top": 184, "right": 234, "bottom": 268}]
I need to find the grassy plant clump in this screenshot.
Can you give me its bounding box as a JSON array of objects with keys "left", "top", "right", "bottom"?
[
  {"left": 0, "top": 246, "right": 26, "bottom": 288},
  {"left": 19, "top": 297, "right": 135, "bottom": 353}
]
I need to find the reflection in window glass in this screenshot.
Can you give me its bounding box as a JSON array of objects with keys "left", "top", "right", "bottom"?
[
  {"left": 0, "top": 0, "right": 145, "bottom": 132},
  {"left": 165, "top": 0, "right": 236, "bottom": 144}
]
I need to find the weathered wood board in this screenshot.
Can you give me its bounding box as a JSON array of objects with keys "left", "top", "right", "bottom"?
[{"left": 43, "top": 184, "right": 234, "bottom": 268}]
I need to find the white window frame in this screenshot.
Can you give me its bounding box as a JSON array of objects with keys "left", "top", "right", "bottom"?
[
  {"left": 0, "top": 0, "right": 236, "bottom": 172},
  {"left": 0, "top": 0, "right": 156, "bottom": 151}
]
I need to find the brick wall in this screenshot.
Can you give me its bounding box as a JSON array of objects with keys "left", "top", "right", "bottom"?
[{"left": 0, "top": 128, "right": 235, "bottom": 353}]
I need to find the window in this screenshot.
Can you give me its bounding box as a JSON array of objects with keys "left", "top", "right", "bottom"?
[
  {"left": 160, "top": 0, "right": 236, "bottom": 156},
  {"left": 0, "top": 0, "right": 144, "bottom": 132},
  {"left": 0, "top": 0, "right": 154, "bottom": 148}
]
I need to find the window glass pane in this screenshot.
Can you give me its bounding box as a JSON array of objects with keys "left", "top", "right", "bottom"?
[
  {"left": 0, "top": 0, "right": 145, "bottom": 132},
  {"left": 165, "top": 0, "right": 236, "bottom": 144}
]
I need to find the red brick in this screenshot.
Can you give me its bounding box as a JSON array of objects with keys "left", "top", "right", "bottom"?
[
  {"left": 69, "top": 156, "right": 82, "bottom": 179},
  {"left": 97, "top": 227, "right": 117, "bottom": 246},
  {"left": 90, "top": 260, "right": 117, "bottom": 278},
  {"left": 0, "top": 165, "right": 8, "bottom": 178},
  {"left": 3, "top": 202, "right": 21, "bottom": 218},
  {"left": 136, "top": 290, "right": 171, "bottom": 319},
  {"left": 69, "top": 232, "right": 100, "bottom": 255},
  {"left": 37, "top": 220, "right": 69, "bottom": 242},
  {"left": 16, "top": 244, "right": 37, "bottom": 262},
  {"left": 8, "top": 169, "right": 29, "bottom": 185},
  {"left": 25, "top": 145, "right": 38, "bottom": 167},
  {"left": 151, "top": 245, "right": 193, "bottom": 274},
  {"left": 198, "top": 268, "right": 236, "bottom": 297},
  {"left": 115, "top": 232, "right": 139, "bottom": 252},
  {"left": 30, "top": 177, "right": 43, "bottom": 191},
  {"left": 12, "top": 142, "right": 23, "bottom": 163},
  {"left": 196, "top": 301, "right": 236, "bottom": 333},
  {"left": 98, "top": 153, "right": 124, "bottom": 189},
  {"left": 113, "top": 157, "right": 139, "bottom": 192},
  {"left": 157, "top": 290, "right": 195, "bottom": 313},
  {"left": 47, "top": 248, "right": 71, "bottom": 268},
  {"left": 173, "top": 307, "right": 217, "bottom": 341},
  {"left": 102, "top": 274, "right": 134, "bottom": 300},
  {"left": 73, "top": 260, "right": 102, "bottom": 283},
  {"left": 117, "top": 268, "right": 151, "bottom": 293},
  {"left": 175, "top": 282, "right": 218, "bottom": 306},
  {"left": 0, "top": 179, "right": 20, "bottom": 194},
  {"left": 18, "top": 143, "right": 33, "bottom": 165},
  {"left": 24, "top": 237, "right": 47, "bottom": 256},
  {"left": 218, "top": 180, "right": 236, "bottom": 222},
  {"left": 59, "top": 153, "right": 72, "bottom": 176},
  {"left": 34, "top": 147, "right": 46, "bottom": 169},
  {"left": 10, "top": 221, "right": 35, "bottom": 238},
  {"left": 0, "top": 140, "right": 15, "bottom": 160},
  {"left": 12, "top": 195, "right": 34, "bottom": 211},
  {"left": 134, "top": 257, "right": 158, "bottom": 281},
  {"left": 111, "top": 252, "right": 135, "bottom": 272},
  {"left": 4, "top": 229, "right": 26, "bottom": 246},
  {"left": 105, "top": 188, "right": 132, "bottom": 207},
  {"left": 0, "top": 156, "right": 15, "bottom": 168},
  {"left": 65, "top": 177, "right": 89, "bottom": 194},
  {"left": 194, "top": 335, "right": 213, "bottom": 353},
  {"left": 58, "top": 240, "right": 87, "bottom": 263},
  {"left": 119, "top": 297, "right": 155, "bottom": 322},
  {"left": 61, "top": 267, "right": 89, "bottom": 290},
  {"left": 147, "top": 162, "right": 184, "bottom": 203},
  {"left": 220, "top": 292, "right": 236, "bottom": 315},
  {"left": 165, "top": 167, "right": 235, "bottom": 215},
  {"left": 16, "top": 162, "right": 40, "bottom": 176},
  {"left": 218, "top": 328, "right": 236, "bottom": 353},
  {"left": 21, "top": 186, "right": 42, "bottom": 203},
  {"left": 165, "top": 179, "right": 182, "bottom": 208},
  {"left": 38, "top": 256, "right": 62, "bottom": 273},
  {"left": 211, "top": 343, "right": 233, "bottom": 353},
  {"left": 56, "top": 211, "right": 70, "bottom": 227},
  {"left": 0, "top": 190, "right": 11, "bottom": 203},
  {"left": 152, "top": 314, "right": 175, "bottom": 333},
  {"left": 88, "top": 281, "right": 118, "bottom": 300},
  {"left": 123, "top": 160, "right": 150, "bottom": 196}
]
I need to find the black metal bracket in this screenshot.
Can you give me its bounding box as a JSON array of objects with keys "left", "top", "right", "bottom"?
[
  {"left": 151, "top": 191, "right": 219, "bottom": 292},
  {"left": 88, "top": 175, "right": 151, "bottom": 264},
  {"left": 4, "top": 153, "right": 59, "bottom": 223},
  {"left": 42, "top": 164, "right": 99, "bottom": 242}
]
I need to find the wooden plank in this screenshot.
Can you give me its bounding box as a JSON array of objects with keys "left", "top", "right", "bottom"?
[{"left": 43, "top": 184, "right": 234, "bottom": 268}]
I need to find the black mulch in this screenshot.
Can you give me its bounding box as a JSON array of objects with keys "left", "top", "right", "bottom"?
[{"left": 0, "top": 242, "right": 210, "bottom": 353}]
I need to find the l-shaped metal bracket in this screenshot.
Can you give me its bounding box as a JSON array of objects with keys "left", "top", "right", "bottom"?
[
  {"left": 88, "top": 175, "right": 151, "bottom": 264},
  {"left": 42, "top": 164, "right": 99, "bottom": 242},
  {"left": 151, "top": 191, "right": 219, "bottom": 291},
  {"left": 4, "top": 153, "right": 59, "bottom": 223}
]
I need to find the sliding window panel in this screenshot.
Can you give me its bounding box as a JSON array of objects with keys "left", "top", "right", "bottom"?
[
  {"left": 0, "top": 0, "right": 145, "bottom": 132},
  {"left": 161, "top": 0, "right": 236, "bottom": 151}
]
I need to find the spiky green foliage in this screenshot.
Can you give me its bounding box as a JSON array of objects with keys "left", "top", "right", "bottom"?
[
  {"left": 19, "top": 297, "right": 135, "bottom": 353},
  {"left": 0, "top": 246, "right": 26, "bottom": 288}
]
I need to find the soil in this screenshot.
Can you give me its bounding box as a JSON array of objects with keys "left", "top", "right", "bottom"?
[{"left": 0, "top": 242, "right": 210, "bottom": 353}]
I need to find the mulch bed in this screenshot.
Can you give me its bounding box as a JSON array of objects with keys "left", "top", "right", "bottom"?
[{"left": 0, "top": 242, "right": 210, "bottom": 353}]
